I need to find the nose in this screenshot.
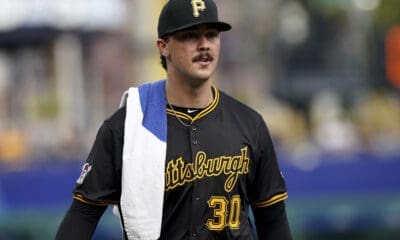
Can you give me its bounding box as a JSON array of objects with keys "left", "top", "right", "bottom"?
[{"left": 198, "top": 35, "right": 210, "bottom": 51}]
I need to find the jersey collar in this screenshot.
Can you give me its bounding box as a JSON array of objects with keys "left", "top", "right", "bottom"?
[{"left": 166, "top": 86, "right": 219, "bottom": 124}]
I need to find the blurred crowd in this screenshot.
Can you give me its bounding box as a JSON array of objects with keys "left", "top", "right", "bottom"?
[{"left": 0, "top": 0, "right": 399, "bottom": 170}]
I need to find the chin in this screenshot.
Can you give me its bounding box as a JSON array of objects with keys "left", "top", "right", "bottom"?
[
  {"left": 193, "top": 67, "right": 216, "bottom": 80},
  {"left": 187, "top": 74, "right": 212, "bottom": 87},
  {"left": 194, "top": 72, "right": 214, "bottom": 82}
]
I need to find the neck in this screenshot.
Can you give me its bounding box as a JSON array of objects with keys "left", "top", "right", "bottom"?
[{"left": 165, "top": 76, "right": 213, "bottom": 108}]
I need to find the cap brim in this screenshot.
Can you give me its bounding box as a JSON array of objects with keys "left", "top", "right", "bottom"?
[{"left": 160, "top": 21, "right": 231, "bottom": 38}]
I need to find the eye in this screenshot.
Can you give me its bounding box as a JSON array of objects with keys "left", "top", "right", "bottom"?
[
  {"left": 205, "top": 31, "right": 219, "bottom": 39},
  {"left": 184, "top": 32, "right": 198, "bottom": 39}
]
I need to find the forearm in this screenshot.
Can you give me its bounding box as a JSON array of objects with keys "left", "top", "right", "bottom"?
[
  {"left": 253, "top": 201, "right": 292, "bottom": 240},
  {"left": 55, "top": 199, "right": 107, "bottom": 240}
]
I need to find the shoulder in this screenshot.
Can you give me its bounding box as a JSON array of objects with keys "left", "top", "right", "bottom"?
[
  {"left": 103, "top": 106, "right": 126, "bottom": 135},
  {"left": 218, "top": 90, "right": 263, "bottom": 123}
]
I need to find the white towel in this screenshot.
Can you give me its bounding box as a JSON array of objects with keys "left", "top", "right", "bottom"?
[{"left": 117, "top": 80, "right": 167, "bottom": 240}]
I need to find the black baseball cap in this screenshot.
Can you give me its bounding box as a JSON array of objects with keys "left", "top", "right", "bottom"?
[{"left": 157, "top": 0, "right": 231, "bottom": 38}]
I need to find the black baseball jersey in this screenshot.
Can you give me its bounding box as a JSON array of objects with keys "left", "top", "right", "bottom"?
[{"left": 73, "top": 86, "right": 288, "bottom": 239}]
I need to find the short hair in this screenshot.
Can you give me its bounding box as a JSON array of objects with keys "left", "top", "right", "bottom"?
[{"left": 160, "top": 54, "right": 167, "bottom": 70}]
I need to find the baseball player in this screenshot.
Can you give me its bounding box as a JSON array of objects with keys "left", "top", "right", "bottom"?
[{"left": 55, "top": 0, "right": 292, "bottom": 239}]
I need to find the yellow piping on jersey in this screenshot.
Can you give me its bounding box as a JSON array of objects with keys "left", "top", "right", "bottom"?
[
  {"left": 252, "top": 192, "right": 288, "bottom": 208},
  {"left": 166, "top": 86, "right": 220, "bottom": 123},
  {"left": 73, "top": 193, "right": 120, "bottom": 206}
]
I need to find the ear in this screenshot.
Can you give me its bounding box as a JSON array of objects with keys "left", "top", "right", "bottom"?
[{"left": 157, "top": 39, "right": 169, "bottom": 57}]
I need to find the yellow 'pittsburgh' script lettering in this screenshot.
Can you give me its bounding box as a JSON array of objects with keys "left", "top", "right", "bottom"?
[{"left": 165, "top": 147, "right": 250, "bottom": 192}]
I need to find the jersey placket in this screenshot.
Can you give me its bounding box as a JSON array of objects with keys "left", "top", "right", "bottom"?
[{"left": 188, "top": 120, "right": 203, "bottom": 239}]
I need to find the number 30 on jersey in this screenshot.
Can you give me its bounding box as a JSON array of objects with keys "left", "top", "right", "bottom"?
[{"left": 206, "top": 195, "right": 241, "bottom": 230}]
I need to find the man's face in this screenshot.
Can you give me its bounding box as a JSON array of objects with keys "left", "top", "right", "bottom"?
[{"left": 159, "top": 24, "right": 221, "bottom": 85}]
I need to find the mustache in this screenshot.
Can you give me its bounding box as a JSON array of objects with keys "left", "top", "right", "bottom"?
[{"left": 192, "top": 52, "right": 214, "bottom": 62}]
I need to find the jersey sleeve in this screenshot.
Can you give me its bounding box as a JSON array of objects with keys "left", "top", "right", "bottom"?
[
  {"left": 73, "top": 119, "right": 123, "bottom": 206},
  {"left": 249, "top": 118, "right": 288, "bottom": 208}
]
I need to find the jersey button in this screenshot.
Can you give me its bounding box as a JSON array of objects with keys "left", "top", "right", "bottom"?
[
  {"left": 191, "top": 125, "right": 197, "bottom": 131},
  {"left": 192, "top": 139, "right": 198, "bottom": 145}
]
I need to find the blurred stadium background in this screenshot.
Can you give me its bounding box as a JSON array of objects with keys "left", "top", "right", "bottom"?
[{"left": 0, "top": 0, "right": 399, "bottom": 239}]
